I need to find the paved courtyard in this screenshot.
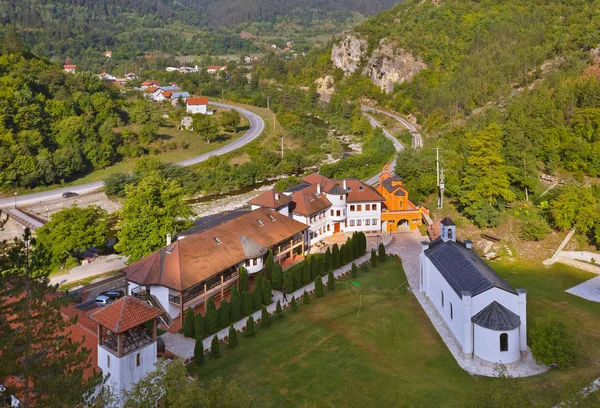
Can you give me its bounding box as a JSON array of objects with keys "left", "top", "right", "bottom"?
[{"left": 566, "top": 275, "right": 600, "bottom": 303}]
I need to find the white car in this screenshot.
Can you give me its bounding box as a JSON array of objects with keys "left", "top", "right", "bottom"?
[{"left": 94, "top": 295, "right": 112, "bottom": 307}]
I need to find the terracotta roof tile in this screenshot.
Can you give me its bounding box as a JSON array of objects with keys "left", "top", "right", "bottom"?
[
  {"left": 341, "top": 179, "right": 385, "bottom": 203},
  {"left": 187, "top": 97, "right": 208, "bottom": 105},
  {"left": 289, "top": 184, "right": 332, "bottom": 216},
  {"left": 89, "top": 296, "right": 164, "bottom": 334},
  {"left": 247, "top": 189, "right": 292, "bottom": 209}
]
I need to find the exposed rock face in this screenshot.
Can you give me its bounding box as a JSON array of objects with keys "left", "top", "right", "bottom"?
[
  {"left": 331, "top": 34, "right": 367, "bottom": 75},
  {"left": 316, "top": 75, "right": 335, "bottom": 95},
  {"left": 366, "top": 39, "right": 427, "bottom": 93}
]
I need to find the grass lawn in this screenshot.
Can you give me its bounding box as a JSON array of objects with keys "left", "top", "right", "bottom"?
[{"left": 188, "top": 257, "right": 600, "bottom": 407}]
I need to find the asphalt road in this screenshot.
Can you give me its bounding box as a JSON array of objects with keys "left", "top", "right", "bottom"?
[
  {"left": 0, "top": 103, "right": 265, "bottom": 208},
  {"left": 361, "top": 105, "right": 423, "bottom": 149},
  {"left": 364, "top": 114, "right": 402, "bottom": 186}
]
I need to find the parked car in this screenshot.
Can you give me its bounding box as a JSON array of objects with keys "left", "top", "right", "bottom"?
[
  {"left": 102, "top": 290, "right": 124, "bottom": 300},
  {"left": 61, "top": 191, "right": 79, "bottom": 198},
  {"left": 94, "top": 295, "right": 113, "bottom": 307}
]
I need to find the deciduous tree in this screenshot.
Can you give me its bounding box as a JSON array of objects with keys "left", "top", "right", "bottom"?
[{"left": 192, "top": 113, "right": 219, "bottom": 143}]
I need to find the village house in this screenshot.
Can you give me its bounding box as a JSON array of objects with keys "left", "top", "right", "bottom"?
[
  {"left": 104, "top": 51, "right": 112, "bottom": 58},
  {"left": 206, "top": 65, "right": 226, "bottom": 74},
  {"left": 186, "top": 97, "right": 209, "bottom": 114},
  {"left": 63, "top": 64, "right": 76, "bottom": 73},
  {"left": 420, "top": 218, "right": 528, "bottom": 366},
  {"left": 123, "top": 208, "right": 309, "bottom": 321},
  {"left": 376, "top": 165, "right": 429, "bottom": 232},
  {"left": 170, "top": 91, "right": 190, "bottom": 106},
  {"left": 125, "top": 72, "right": 138, "bottom": 81},
  {"left": 97, "top": 72, "right": 116, "bottom": 81},
  {"left": 140, "top": 80, "right": 159, "bottom": 89}
]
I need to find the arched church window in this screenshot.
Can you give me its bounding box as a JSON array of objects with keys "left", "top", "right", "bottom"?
[
  {"left": 136, "top": 353, "right": 141, "bottom": 366},
  {"left": 441, "top": 290, "right": 444, "bottom": 307},
  {"left": 450, "top": 303, "right": 453, "bottom": 319},
  {"left": 448, "top": 229, "right": 453, "bottom": 240},
  {"left": 500, "top": 333, "right": 508, "bottom": 352}
]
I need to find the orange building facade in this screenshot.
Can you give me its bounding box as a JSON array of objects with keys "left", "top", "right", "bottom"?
[{"left": 376, "top": 165, "right": 429, "bottom": 232}]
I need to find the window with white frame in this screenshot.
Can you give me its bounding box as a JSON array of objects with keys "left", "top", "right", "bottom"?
[
  {"left": 366, "top": 204, "right": 370, "bottom": 211},
  {"left": 372, "top": 218, "right": 377, "bottom": 225},
  {"left": 365, "top": 219, "right": 371, "bottom": 226},
  {"left": 357, "top": 220, "right": 362, "bottom": 226},
  {"left": 350, "top": 220, "right": 355, "bottom": 226}
]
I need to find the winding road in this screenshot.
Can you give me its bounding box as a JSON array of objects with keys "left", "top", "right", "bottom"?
[
  {"left": 361, "top": 105, "right": 423, "bottom": 149},
  {"left": 0, "top": 103, "right": 265, "bottom": 208}
]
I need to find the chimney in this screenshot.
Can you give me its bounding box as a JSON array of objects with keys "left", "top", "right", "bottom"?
[
  {"left": 343, "top": 179, "right": 347, "bottom": 190},
  {"left": 464, "top": 240, "right": 472, "bottom": 249},
  {"left": 166, "top": 234, "right": 172, "bottom": 246},
  {"left": 317, "top": 184, "right": 321, "bottom": 195},
  {"left": 275, "top": 192, "right": 280, "bottom": 201}
]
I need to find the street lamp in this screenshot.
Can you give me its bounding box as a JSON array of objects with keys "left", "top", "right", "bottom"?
[{"left": 14, "top": 192, "right": 17, "bottom": 209}]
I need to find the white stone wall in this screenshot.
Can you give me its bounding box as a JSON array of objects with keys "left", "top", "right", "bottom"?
[
  {"left": 473, "top": 326, "right": 520, "bottom": 364},
  {"left": 186, "top": 104, "right": 207, "bottom": 114},
  {"left": 346, "top": 202, "right": 382, "bottom": 232},
  {"left": 244, "top": 257, "right": 264, "bottom": 274}
]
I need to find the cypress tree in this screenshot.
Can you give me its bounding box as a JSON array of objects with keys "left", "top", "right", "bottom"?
[
  {"left": 183, "top": 308, "right": 195, "bottom": 338},
  {"left": 239, "top": 266, "right": 249, "bottom": 292},
  {"left": 293, "top": 266, "right": 302, "bottom": 290},
  {"left": 353, "top": 234, "right": 360, "bottom": 259},
  {"left": 252, "top": 284, "right": 263, "bottom": 310},
  {"left": 379, "top": 242, "right": 386, "bottom": 262},
  {"left": 310, "top": 255, "right": 317, "bottom": 280},
  {"left": 340, "top": 243, "right": 347, "bottom": 265},
  {"left": 351, "top": 262, "right": 358, "bottom": 278},
  {"left": 245, "top": 316, "right": 255, "bottom": 337},
  {"left": 241, "top": 290, "right": 252, "bottom": 316},
  {"left": 317, "top": 258, "right": 325, "bottom": 277},
  {"left": 255, "top": 274, "right": 264, "bottom": 295},
  {"left": 194, "top": 337, "right": 204, "bottom": 366},
  {"left": 346, "top": 237, "right": 354, "bottom": 261},
  {"left": 361, "top": 232, "right": 367, "bottom": 255},
  {"left": 206, "top": 297, "right": 218, "bottom": 334},
  {"left": 371, "top": 248, "right": 377, "bottom": 267},
  {"left": 262, "top": 278, "right": 272, "bottom": 305},
  {"left": 260, "top": 305, "right": 270, "bottom": 328},
  {"left": 194, "top": 313, "right": 204, "bottom": 340},
  {"left": 219, "top": 300, "right": 230, "bottom": 329},
  {"left": 325, "top": 247, "right": 333, "bottom": 272},
  {"left": 228, "top": 325, "right": 237, "bottom": 348},
  {"left": 315, "top": 275, "right": 324, "bottom": 297},
  {"left": 230, "top": 286, "right": 241, "bottom": 322},
  {"left": 265, "top": 250, "right": 274, "bottom": 282},
  {"left": 272, "top": 263, "right": 283, "bottom": 290},
  {"left": 291, "top": 295, "right": 297, "bottom": 311},
  {"left": 275, "top": 300, "right": 283, "bottom": 317},
  {"left": 211, "top": 335, "right": 220, "bottom": 358},
  {"left": 283, "top": 270, "right": 294, "bottom": 294},
  {"left": 327, "top": 270, "right": 335, "bottom": 291},
  {"left": 302, "top": 262, "right": 311, "bottom": 285},
  {"left": 303, "top": 290, "right": 310, "bottom": 304},
  {"left": 332, "top": 243, "right": 340, "bottom": 268}
]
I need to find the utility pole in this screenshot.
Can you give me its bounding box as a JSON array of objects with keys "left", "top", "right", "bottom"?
[
  {"left": 221, "top": 89, "right": 224, "bottom": 101},
  {"left": 439, "top": 169, "right": 445, "bottom": 209},
  {"left": 267, "top": 96, "right": 270, "bottom": 110},
  {"left": 434, "top": 147, "right": 441, "bottom": 187}
]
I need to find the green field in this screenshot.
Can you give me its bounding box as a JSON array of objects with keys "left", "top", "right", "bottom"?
[{"left": 188, "top": 257, "right": 600, "bottom": 407}]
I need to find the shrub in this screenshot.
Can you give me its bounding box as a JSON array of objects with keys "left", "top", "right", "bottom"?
[
  {"left": 194, "top": 337, "right": 204, "bottom": 366},
  {"left": 346, "top": 237, "right": 354, "bottom": 261},
  {"left": 303, "top": 290, "right": 310, "bottom": 304},
  {"left": 351, "top": 262, "right": 358, "bottom": 278},
  {"left": 318, "top": 258, "right": 325, "bottom": 277},
  {"left": 340, "top": 243, "right": 347, "bottom": 265},
  {"left": 315, "top": 276, "right": 324, "bottom": 297},
  {"left": 378, "top": 243, "right": 386, "bottom": 262},
  {"left": 211, "top": 335, "right": 220, "bottom": 358},
  {"left": 327, "top": 270, "right": 335, "bottom": 291},
  {"left": 360, "top": 263, "right": 368, "bottom": 273},
  {"left": 520, "top": 218, "right": 551, "bottom": 241},
  {"left": 239, "top": 266, "right": 249, "bottom": 292},
  {"left": 302, "top": 262, "right": 311, "bottom": 285},
  {"left": 275, "top": 300, "right": 283, "bottom": 317},
  {"left": 241, "top": 290, "right": 252, "bottom": 316},
  {"left": 252, "top": 284, "right": 263, "bottom": 310},
  {"left": 283, "top": 270, "right": 294, "bottom": 294},
  {"left": 291, "top": 295, "right": 297, "bottom": 311},
  {"left": 245, "top": 316, "right": 255, "bottom": 337},
  {"left": 260, "top": 305, "right": 270, "bottom": 328},
  {"left": 219, "top": 300, "right": 230, "bottom": 329},
  {"left": 265, "top": 250, "right": 274, "bottom": 281},
  {"left": 371, "top": 248, "right": 377, "bottom": 267},
  {"left": 183, "top": 308, "right": 195, "bottom": 338},
  {"left": 272, "top": 263, "right": 283, "bottom": 290},
  {"left": 206, "top": 298, "right": 218, "bottom": 334},
  {"left": 228, "top": 325, "right": 237, "bottom": 348},
  {"left": 310, "top": 256, "right": 317, "bottom": 280},
  {"left": 194, "top": 313, "right": 204, "bottom": 340},
  {"left": 531, "top": 317, "right": 576, "bottom": 368},
  {"left": 332, "top": 244, "right": 341, "bottom": 268},
  {"left": 230, "top": 286, "right": 241, "bottom": 322},
  {"left": 262, "top": 279, "right": 272, "bottom": 305},
  {"left": 325, "top": 247, "right": 333, "bottom": 272}
]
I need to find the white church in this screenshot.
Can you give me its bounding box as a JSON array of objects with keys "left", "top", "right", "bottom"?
[{"left": 419, "top": 217, "right": 527, "bottom": 366}]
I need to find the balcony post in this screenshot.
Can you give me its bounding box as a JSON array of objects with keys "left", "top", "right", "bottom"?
[
  {"left": 220, "top": 273, "right": 224, "bottom": 299},
  {"left": 180, "top": 291, "right": 184, "bottom": 321},
  {"left": 204, "top": 283, "right": 207, "bottom": 311}
]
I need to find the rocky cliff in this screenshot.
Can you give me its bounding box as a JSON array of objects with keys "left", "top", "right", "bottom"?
[{"left": 330, "top": 34, "right": 427, "bottom": 93}]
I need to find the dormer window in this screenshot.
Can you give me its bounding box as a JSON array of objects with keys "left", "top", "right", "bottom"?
[
  {"left": 213, "top": 237, "right": 222, "bottom": 245},
  {"left": 267, "top": 214, "right": 275, "bottom": 222},
  {"left": 358, "top": 186, "right": 363, "bottom": 191},
  {"left": 166, "top": 245, "right": 175, "bottom": 253},
  {"left": 256, "top": 219, "right": 265, "bottom": 226}
]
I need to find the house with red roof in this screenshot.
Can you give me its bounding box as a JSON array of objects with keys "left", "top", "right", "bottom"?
[
  {"left": 186, "top": 97, "right": 209, "bottom": 114},
  {"left": 63, "top": 64, "right": 76, "bottom": 73}
]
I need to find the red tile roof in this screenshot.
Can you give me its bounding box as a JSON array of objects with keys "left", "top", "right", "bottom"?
[
  {"left": 340, "top": 179, "right": 385, "bottom": 203},
  {"left": 141, "top": 80, "right": 160, "bottom": 87},
  {"left": 247, "top": 189, "right": 292, "bottom": 209},
  {"left": 89, "top": 296, "right": 164, "bottom": 334},
  {"left": 187, "top": 97, "right": 208, "bottom": 105},
  {"left": 301, "top": 173, "right": 337, "bottom": 191},
  {"left": 144, "top": 86, "right": 159, "bottom": 93},
  {"left": 289, "top": 184, "right": 332, "bottom": 216},
  {"left": 161, "top": 91, "right": 172, "bottom": 98},
  {"left": 124, "top": 208, "right": 309, "bottom": 291},
  {"left": 207, "top": 65, "right": 226, "bottom": 70},
  {"left": 64, "top": 65, "right": 76, "bottom": 69}
]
